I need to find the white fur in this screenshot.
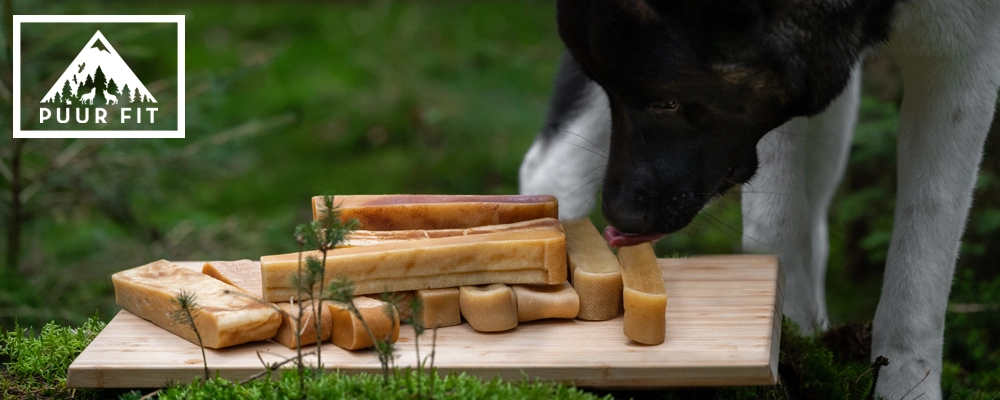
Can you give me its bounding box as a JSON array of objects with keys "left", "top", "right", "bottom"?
[{"left": 519, "top": 81, "right": 611, "bottom": 220}]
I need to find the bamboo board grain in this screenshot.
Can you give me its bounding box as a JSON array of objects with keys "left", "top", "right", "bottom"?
[{"left": 67, "top": 256, "right": 783, "bottom": 388}]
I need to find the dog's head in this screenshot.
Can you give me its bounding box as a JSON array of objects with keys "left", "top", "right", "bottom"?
[{"left": 558, "top": 0, "right": 869, "bottom": 244}]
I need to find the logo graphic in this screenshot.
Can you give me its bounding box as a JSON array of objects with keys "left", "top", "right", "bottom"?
[
  {"left": 13, "top": 15, "right": 185, "bottom": 138},
  {"left": 42, "top": 30, "right": 156, "bottom": 106}
]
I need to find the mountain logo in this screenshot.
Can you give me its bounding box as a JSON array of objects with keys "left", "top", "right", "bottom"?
[
  {"left": 41, "top": 30, "right": 156, "bottom": 106},
  {"left": 13, "top": 14, "right": 185, "bottom": 139}
]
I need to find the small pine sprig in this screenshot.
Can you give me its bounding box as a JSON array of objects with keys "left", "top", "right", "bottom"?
[{"left": 170, "top": 290, "right": 209, "bottom": 381}]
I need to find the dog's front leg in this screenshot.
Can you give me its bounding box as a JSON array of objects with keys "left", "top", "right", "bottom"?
[
  {"left": 872, "top": 54, "right": 999, "bottom": 400},
  {"left": 520, "top": 54, "right": 611, "bottom": 220},
  {"left": 742, "top": 66, "right": 862, "bottom": 333}
]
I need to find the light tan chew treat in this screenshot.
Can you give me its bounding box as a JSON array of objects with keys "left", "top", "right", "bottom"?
[
  {"left": 272, "top": 300, "right": 334, "bottom": 349},
  {"left": 112, "top": 260, "right": 281, "bottom": 349},
  {"left": 365, "top": 291, "right": 414, "bottom": 322},
  {"left": 564, "top": 218, "right": 623, "bottom": 321},
  {"left": 341, "top": 218, "right": 563, "bottom": 247},
  {"left": 511, "top": 282, "right": 580, "bottom": 322},
  {"left": 616, "top": 242, "right": 668, "bottom": 345},
  {"left": 202, "top": 259, "right": 263, "bottom": 298},
  {"left": 260, "top": 228, "right": 567, "bottom": 302},
  {"left": 459, "top": 284, "right": 518, "bottom": 332},
  {"left": 312, "top": 194, "right": 558, "bottom": 230},
  {"left": 327, "top": 296, "right": 401, "bottom": 350},
  {"left": 414, "top": 288, "right": 461, "bottom": 329}
]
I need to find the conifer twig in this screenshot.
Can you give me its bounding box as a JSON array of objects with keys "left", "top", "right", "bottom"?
[{"left": 170, "top": 290, "right": 208, "bottom": 381}]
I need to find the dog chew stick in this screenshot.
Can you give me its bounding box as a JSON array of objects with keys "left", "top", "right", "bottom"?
[
  {"left": 312, "top": 194, "right": 558, "bottom": 230},
  {"left": 340, "top": 218, "right": 563, "bottom": 247},
  {"left": 564, "top": 218, "right": 623, "bottom": 321},
  {"left": 616, "top": 242, "right": 667, "bottom": 345},
  {"left": 260, "top": 229, "right": 567, "bottom": 302},
  {"left": 202, "top": 260, "right": 263, "bottom": 298},
  {"left": 112, "top": 260, "right": 281, "bottom": 349},
  {"left": 511, "top": 282, "right": 580, "bottom": 322},
  {"left": 272, "top": 300, "right": 333, "bottom": 349},
  {"left": 459, "top": 284, "right": 518, "bottom": 332},
  {"left": 414, "top": 288, "right": 461, "bottom": 329},
  {"left": 328, "top": 297, "right": 400, "bottom": 350}
]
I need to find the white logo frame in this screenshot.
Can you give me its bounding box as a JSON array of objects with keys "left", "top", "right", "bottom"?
[{"left": 13, "top": 15, "right": 185, "bottom": 139}]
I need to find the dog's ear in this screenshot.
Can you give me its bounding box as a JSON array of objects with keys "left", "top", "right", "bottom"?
[{"left": 556, "top": 0, "right": 596, "bottom": 73}]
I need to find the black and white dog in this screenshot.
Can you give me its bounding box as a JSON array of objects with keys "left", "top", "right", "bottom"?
[{"left": 520, "top": 0, "right": 999, "bottom": 398}]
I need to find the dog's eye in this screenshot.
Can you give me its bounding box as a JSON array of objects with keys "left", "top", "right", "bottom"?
[{"left": 650, "top": 100, "right": 680, "bottom": 113}]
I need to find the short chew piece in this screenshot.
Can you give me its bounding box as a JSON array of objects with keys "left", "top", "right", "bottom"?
[
  {"left": 328, "top": 297, "right": 401, "bottom": 350},
  {"left": 202, "top": 260, "right": 263, "bottom": 298},
  {"left": 511, "top": 282, "right": 580, "bottom": 322},
  {"left": 459, "top": 284, "right": 518, "bottom": 332},
  {"left": 260, "top": 229, "right": 567, "bottom": 302},
  {"left": 313, "top": 194, "right": 558, "bottom": 230},
  {"left": 564, "top": 218, "right": 623, "bottom": 321},
  {"left": 414, "top": 288, "right": 461, "bottom": 329},
  {"left": 271, "top": 301, "right": 333, "bottom": 349},
  {"left": 616, "top": 243, "right": 667, "bottom": 345},
  {"left": 113, "top": 260, "right": 281, "bottom": 349},
  {"left": 366, "top": 291, "right": 414, "bottom": 322}
]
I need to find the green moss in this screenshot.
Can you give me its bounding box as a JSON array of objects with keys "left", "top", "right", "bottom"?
[{"left": 1, "top": 314, "right": 106, "bottom": 399}]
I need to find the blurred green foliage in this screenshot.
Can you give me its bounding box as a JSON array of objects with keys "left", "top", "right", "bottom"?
[{"left": 1, "top": 0, "right": 998, "bottom": 395}]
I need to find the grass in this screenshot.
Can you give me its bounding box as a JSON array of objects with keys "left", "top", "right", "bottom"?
[{"left": 2, "top": 0, "right": 999, "bottom": 397}]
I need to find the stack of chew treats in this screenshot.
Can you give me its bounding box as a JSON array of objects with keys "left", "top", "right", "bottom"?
[{"left": 111, "top": 194, "right": 668, "bottom": 352}]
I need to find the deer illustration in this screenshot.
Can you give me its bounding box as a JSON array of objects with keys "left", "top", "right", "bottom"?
[
  {"left": 103, "top": 90, "right": 118, "bottom": 105},
  {"left": 79, "top": 88, "right": 96, "bottom": 105}
]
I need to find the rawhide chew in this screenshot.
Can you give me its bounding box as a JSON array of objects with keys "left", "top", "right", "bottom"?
[
  {"left": 616, "top": 243, "right": 668, "bottom": 345},
  {"left": 459, "top": 284, "right": 518, "bottom": 332},
  {"left": 202, "top": 259, "right": 263, "bottom": 298},
  {"left": 564, "top": 218, "right": 623, "bottom": 321},
  {"left": 313, "top": 194, "right": 558, "bottom": 230},
  {"left": 272, "top": 300, "right": 333, "bottom": 349},
  {"left": 511, "top": 282, "right": 580, "bottom": 322},
  {"left": 328, "top": 296, "right": 400, "bottom": 350},
  {"left": 414, "top": 288, "right": 461, "bottom": 329}
]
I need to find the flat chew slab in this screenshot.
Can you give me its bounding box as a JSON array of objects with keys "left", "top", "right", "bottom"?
[
  {"left": 459, "top": 284, "right": 518, "bottom": 332},
  {"left": 313, "top": 194, "right": 558, "bottom": 230},
  {"left": 511, "top": 282, "right": 580, "bottom": 322},
  {"left": 202, "top": 260, "right": 263, "bottom": 298},
  {"left": 414, "top": 288, "right": 461, "bottom": 329},
  {"left": 260, "top": 229, "right": 567, "bottom": 302},
  {"left": 272, "top": 301, "right": 333, "bottom": 349},
  {"left": 617, "top": 243, "right": 667, "bottom": 345},
  {"left": 328, "top": 297, "right": 401, "bottom": 350},
  {"left": 112, "top": 260, "right": 281, "bottom": 349},
  {"left": 564, "top": 218, "right": 622, "bottom": 321},
  {"left": 341, "top": 218, "right": 562, "bottom": 247}
]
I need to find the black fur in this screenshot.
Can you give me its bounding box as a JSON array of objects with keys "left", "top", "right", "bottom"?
[
  {"left": 552, "top": 0, "right": 900, "bottom": 235},
  {"left": 541, "top": 54, "right": 596, "bottom": 140}
]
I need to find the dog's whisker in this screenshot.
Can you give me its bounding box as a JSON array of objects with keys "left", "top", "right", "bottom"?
[
  {"left": 566, "top": 176, "right": 604, "bottom": 199},
  {"left": 555, "top": 138, "right": 609, "bottom": 160},
  {"left": 554, "top": 129, "right": 609, "bottom": 156},
  {"left": 698, "top": 209, "right": 765, "bottom": 247}
]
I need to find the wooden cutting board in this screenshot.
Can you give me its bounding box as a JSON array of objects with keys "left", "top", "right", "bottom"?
[{"left": 67, "top": 255, "right": 783, "bottom": 388}]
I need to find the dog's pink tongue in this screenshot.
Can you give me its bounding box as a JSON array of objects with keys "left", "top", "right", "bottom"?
[{"left": 603, "top": 226, "right": 666, "bottom": 248}]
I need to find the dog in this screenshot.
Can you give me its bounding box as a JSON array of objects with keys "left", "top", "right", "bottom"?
[{"left": 519, "top": 1, "right": 1000, "bottom": 398}]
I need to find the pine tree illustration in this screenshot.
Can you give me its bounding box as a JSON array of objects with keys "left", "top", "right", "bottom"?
[
  {"left": 122, "top": 83, "right": 131, "bottom": 101},
  {"left": 132, "top": 87, "right": 140, "bottom": 104},
  {"left": 61, "top": 80, "right": 73, "bottom": 104}
]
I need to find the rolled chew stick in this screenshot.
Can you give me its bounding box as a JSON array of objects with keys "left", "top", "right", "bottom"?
[
  {"left": 616, "top": 242, "right": 667, "bottom": 345},
  {"left": 328, "top": 297, "right": 400, "bottom": 350},
  {"left": 260, "top": 228, "right": 567, "bottom": 302},
  {"left": 511, "top": 282, "right": 580, "bottom": 322},
  {"left": 341, "top": 218, "right": 563, "bottom": 247},
  {"left": 365, "top": 291, "right": 414, "bottom": 322},
  {"left": 202, "top": 259, "right": 263, "bottom": 298},
  {"left": 312, "top": 194, "right": 558, "bottom": 230},
  {"left": 414, "top": 288, "right": 461, "bottom": 329},
  {"left": 459, "top": 284, "right": 518, "bottom": 332},
  {"left": 113, "top": 260, "right": 281, "bottom": 349},
  {"left": 272, "top": 300, "right": 333, "bottom": 349},
  {"left": 564, "top": 218, "right": 623, "bottom": 321}
]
